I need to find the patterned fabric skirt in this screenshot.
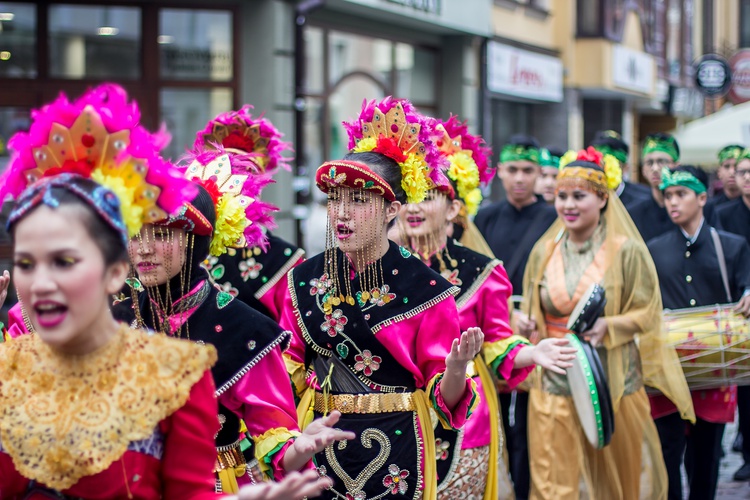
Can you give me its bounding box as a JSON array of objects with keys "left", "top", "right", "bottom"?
[{"left": 438, "top": 445, "right": 490, "bottom": 499}]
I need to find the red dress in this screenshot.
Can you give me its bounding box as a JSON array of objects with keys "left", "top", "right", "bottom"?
[{"left": 0, "top": 329, "right": 221, "bottom": 499}]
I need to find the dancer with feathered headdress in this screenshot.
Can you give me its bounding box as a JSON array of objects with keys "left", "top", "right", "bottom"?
[
  {"left": 191, "top": 106, "right": 306, "bottom": 322},
  {"left": 280, "top": 97, "right": 482, "bottom": 500}
]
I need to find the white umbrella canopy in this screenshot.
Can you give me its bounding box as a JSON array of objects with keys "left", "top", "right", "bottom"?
[{"left": 671, "top": 100, "right": 750, "bottom": 167}]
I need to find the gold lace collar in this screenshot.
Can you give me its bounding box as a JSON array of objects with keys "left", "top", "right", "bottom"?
[{"left": 0, "top": 325, "right": 217, "bottom": 490}]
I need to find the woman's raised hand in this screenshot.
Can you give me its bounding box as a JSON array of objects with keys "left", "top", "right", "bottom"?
[{"left": 445, "top": 327, "right": 484, "bottom": 372}]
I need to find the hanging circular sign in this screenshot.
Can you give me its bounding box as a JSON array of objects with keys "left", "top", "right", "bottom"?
[
  {"left": 729, "top": 50, "right": 750, "bottom": 104},
  {"left": 694, "top": 54, "right": 732, "bottom": 97}
]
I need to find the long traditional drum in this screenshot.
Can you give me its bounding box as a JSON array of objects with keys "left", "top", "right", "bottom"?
[{"left": 664, "top": 303, "right": 750, "bottom": 389}]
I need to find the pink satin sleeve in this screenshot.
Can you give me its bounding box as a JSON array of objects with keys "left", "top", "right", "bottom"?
[
  {"left": 459, "top": 264, "right": 532, "bottom": 388},
  {"left": 7, "top": 303, "right": 28, "bottom": 338},
  {"left": 218, "top": 345, "right": 306, "bottom": 479},
  {"left": 257, "top": 256, "right": 305, "bottom": 323}
]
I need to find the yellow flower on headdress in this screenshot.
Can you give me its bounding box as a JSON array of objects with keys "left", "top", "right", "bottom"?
[
  {"left": 602, "top": 154, "right": 622, "bottom": 190},
  {"left": 447, "top": 152, "right": 480, "bottom": 195},
  {"left": 464, "top": 188, "right": 483, "bottom": 217},
  {"left": 353, "top": 137, "right": 377, "bottom": 153},
  {"left": 559, "top": 150, "right": 578, "bottom": 169},
  {"left": 91, "top": 168, "right": 143, "bottom": 237},
  {"left": 210, "top": 195, "right": 247, "bottom": 257},
  {"left": 401, "top": 153, "right": 429, "bottom": 204}
]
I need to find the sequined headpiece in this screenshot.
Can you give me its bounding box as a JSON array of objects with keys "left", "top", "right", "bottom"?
[
  {"left": 591, "top": 130, "right": 629, "bottom": 164},
  {"left": 434, "top": 115, "right": 494, "bottom": 216},
  {"left": 316, "top": 160, "right": 396, "bottom": 202},
  {"left": 539, "top": 148, "right": 561, "bottom": 169},
  {"left": 557, "top": 147, "right": 623, "bottom": 197},
  {"left": 192, "top": 105, "right": 292, "bottom": 176},
  {"left": 8, "top": 174, "right": 128, "bottom": 246},
  {"left": 642, "top": 133, "right": 679, "bottom": 161},
  {"left": 499, "top": 140, "right": 541, "bottom": 164},
  {"left": 718, "top": 144, "right": 744, "bottom": 163},
  {"left": 659, "top": 168, "right": 707, "bottom": 195},
  {"left": 344, "top": 97, "right": 447, "bottom": 204},
  {"left": 0, "top": 84, "right": 194, "bottom": 237}
]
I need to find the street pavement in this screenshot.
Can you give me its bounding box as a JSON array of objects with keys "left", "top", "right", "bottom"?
[{"left": 711, "top": 419, "right": 750, "bottom": 499}]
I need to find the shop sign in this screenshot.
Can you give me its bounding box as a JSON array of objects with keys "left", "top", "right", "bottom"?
[
  {"left": 728, "top": 50, "right": 750, "bottom": 104},
  {"left": 338, "top": 0, "right": 491, "bottom": 36},
  {"left": 486, "top": 42, "right": 563, "bottom": 102},
  {"left": 694, "top": 54, "right": 732, "bottom": 97},
  {"left": 612, "top": 45, "right": 654, "bottom": 95},
  {"left": 385, "top": 0, "right": 440, "bottom": 14}
]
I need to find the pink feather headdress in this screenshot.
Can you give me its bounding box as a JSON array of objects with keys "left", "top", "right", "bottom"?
[
  {"left": 180, "top": 106, "right": 292, "bottom": 252},
  {"left": 0, "top": 83, "right": 195, "bottom": 236},
  {"left": 343, "top": 97, "right": 449, "bottom": 204},
  {"left": 191, "top": 105, "right": 292, "bottom": 176}
]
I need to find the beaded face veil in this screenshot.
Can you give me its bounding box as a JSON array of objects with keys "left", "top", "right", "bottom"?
[{"left": 313, "top": 97, "right": 443, "bottom": 311}]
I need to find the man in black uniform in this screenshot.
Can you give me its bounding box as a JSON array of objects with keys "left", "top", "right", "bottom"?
[
  {"left": 590, "top": 130, "right": 650, "bottom": 211},
  {"left": 628, "top": 133, "right": 681, "bottom": 242},
  {"left": 708, "top": 144, "right": 743, "bottom": 210},
  {"left": 474, "top": 134, "right": 556, "bottom": 500},
  {"left": 648, "top": 166, "right": 750, "bottom": 500},
  {"left": 716, "top": 150, "right": 750, "bottom": 481}
]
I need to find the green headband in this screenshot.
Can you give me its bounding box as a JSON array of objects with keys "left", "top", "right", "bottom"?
[
  {"left": 659, "top": 168, "right": 706, "bottom": 194},
  {"left": 539, "top": 149, "right": 560, "bottom": 168},
  {"left": 718, "top": 146, "right": 743, "bottom": 163},
  {"left": 593, "top": 145, "right": 627, "bottom": 164},
  {"left": 500, "top": 144, "right": 540, "bottom": 164},
  {"left": 643, "top": 137, "right": 679, "bottom": 161}
]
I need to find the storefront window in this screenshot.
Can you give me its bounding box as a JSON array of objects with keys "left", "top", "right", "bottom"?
[
  {"left": 329, "top": 30, "right": 391, "bottom": 88},
  {"left": 159, "top": 9, "right": 232, "bottom": 82},
  {"left": 49, "top": 5, "right": 140, "bottom": 79},
  {"left": 0, "top": 106, "right": 29, "bottom": 172},
  {"left": 160, "top": 88, "right": 233, "bottom": 161},
  {"left": 395, "top": 44, "right": 437, "bottom": 105},
  {"left": 0, "top": 3, "right": 36, "bottom": 78}
]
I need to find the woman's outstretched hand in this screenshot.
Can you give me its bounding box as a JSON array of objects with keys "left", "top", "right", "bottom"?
[
  {"left": 281, "top": 411, "right": 355, "bottom": 472},
  {"left": 530, "top": 337, "right": 577, "bottom": 374},
  {"left": 230, "top": 469, "right": 332, "bottom": 500}
]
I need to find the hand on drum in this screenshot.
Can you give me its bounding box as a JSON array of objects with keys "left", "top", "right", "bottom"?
[
  {"left": 229, "top": 469, "right": 332, "bottom": 500},
  {"left": 446, "top": 327, "right": 485, "bottom": 372},
  {"left": 581, "top": 318, "right": 608, "bottom": 347},
  {"left": 530, "top": 338, "right": 577, "bottom": 374},
  {"left": 735, "top": 295, "right": 750, "bottom": 318}
]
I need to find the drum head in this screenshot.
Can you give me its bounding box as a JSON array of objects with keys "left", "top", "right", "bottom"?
[
  {"left": 565, "top": 333, "right": 606, "bottom": 448},
  {"left": 567, "top": 283, "right": 607, "bottom": 334},
  {"left": 581, "top": 341, "right": 614, "bottom": 447}
]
